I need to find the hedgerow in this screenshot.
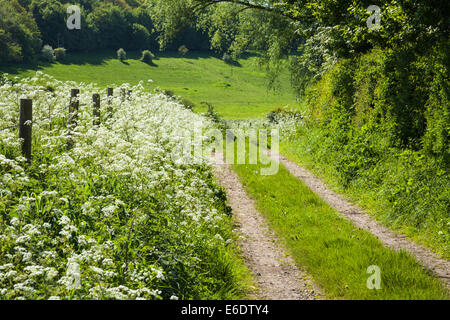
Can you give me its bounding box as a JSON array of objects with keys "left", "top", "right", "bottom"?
[
  {"left": 0, "top": 72, "right": 247, "bottom": 300},
  {"left": 277, "top": 44, "right": 449, "bottom": 258}
]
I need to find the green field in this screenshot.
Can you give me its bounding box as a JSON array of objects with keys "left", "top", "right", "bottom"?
[{"left": 0, "top": 50, "right": 296, "bottom": 120}]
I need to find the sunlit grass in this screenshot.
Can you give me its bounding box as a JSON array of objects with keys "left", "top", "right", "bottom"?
[
  {"left": 0, "top": 50, "right": 296, "bottom": 120},
  {"left": 230, "top": 142, "right": 448, "bottom": 299}
]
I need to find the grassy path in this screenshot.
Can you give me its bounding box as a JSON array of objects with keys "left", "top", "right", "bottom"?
[
  {"left": 273, "top": 151, "right": 450, "bottom": 290},
  {"left": 231, "top": 150, "right": 448, "bottom": 299},
  {"left": 212, "top": 153, "right": 320, "bottom": 300}
]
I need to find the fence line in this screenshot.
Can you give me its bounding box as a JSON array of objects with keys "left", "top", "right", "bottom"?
[
  {"left": 0, "top": 103, "right": 70, "bottom": 132},
  {"left": 0, "top": 124, "right": 20, "bottom": 132},
  {"left": 0, "top": 87, "right": 122, "bottom": 162}
]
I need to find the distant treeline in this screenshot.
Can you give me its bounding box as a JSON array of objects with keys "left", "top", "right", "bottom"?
[{"left": 0, "top": 0, "right": 210, "bottom": 64}]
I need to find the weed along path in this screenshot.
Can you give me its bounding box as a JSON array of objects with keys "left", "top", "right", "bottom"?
[
  {"left": 272, "top": 152, "right": 450, "bottom": 290},
  {"left": 212, "top": 153, "right": 320, "bottom": 300}
]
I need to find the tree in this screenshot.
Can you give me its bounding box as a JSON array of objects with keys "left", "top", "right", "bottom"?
[
  {"left": 131, "top": 23, "right": 151, "bottom": 49},
  {"left": 29, "top": 0, "right": 66, "bottom": 49},
  {"left": 140, "top": 49, "right": 155, "bottom": 63},
  {"left": 87, "top": 4, "right": 130, "bottom": 49},
  {"left": 0, "top": 0, "right": 41, "bottom": 64}
]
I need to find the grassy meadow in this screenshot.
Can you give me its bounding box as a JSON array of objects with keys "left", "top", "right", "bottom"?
[{"left": 0, "top": 50, "right": 296, "bottom": 120}]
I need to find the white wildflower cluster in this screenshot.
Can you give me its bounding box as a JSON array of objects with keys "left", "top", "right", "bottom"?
[{"left": 0, "top": 73, "right": 235, "bottom": 300}]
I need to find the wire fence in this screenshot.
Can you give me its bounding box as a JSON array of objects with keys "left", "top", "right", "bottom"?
[
  {"left": 0, "top": 98, "right": 117, "bottom": 132},
  {"left": 0, "top": 124, "right": 20, "bottom": 132},
  {"left": 0, "top": 103, "right": 70, "bottom": 132},
  {"left": 0, "top": 87, "right": 128, "bottom": 161}
]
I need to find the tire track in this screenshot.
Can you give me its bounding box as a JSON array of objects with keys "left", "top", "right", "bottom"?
[
  {"left": 211, "top": 153, "right": 321, "bottom": 300},
  {"left": 270, "top": 151, "right": 450, "bottom": 290}
]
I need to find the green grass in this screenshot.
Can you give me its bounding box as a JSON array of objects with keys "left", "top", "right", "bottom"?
[
  {"left": 231, "top": 145, "right": 448, "bottom": 299},
  {"left": 0, "top": 50, "right": 296, "bottom": 120},
  {"left": 279, "top": 133, "right": 450, "bottom": 260}
]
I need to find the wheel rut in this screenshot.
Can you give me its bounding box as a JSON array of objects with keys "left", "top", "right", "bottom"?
[
  {"left": 212, "top": 153, "right": 321, "bottom": 300},
  {"left": 271, "top": 151, "right": 450, "bottom": 290}
]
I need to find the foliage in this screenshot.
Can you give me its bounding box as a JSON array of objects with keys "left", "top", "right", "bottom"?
[
  {"left": 266, "top": 107, "right": 302, "bottom": 125},
  {"left": 140, "top": 50, "right": 155, "bottom": 64},
  {"left": 1, "top": 50, "right": 296, "bottom": 119},
  {"left": 277, "top": 45, "right": 450, "bottom": 257},
  {"left": 232, "top": 144, "right": 448, "bottom": 299},
  {"left": 29, "top": 0, "right": 66, "bottom": 50},
  {"left": 0, "top": 0, "right": 41, "bottom": 64},
  {"left": 117, "top": 48, "right": 127, "bottom": 61},
  {"left": 0, "top": 72, "right": 250, "bottom": 299},
  {"left": 88, "top": 4, "right": 130, "bottom": 49},
  {"left": 131, "top": 24, "right": 151, "bottom": 50},
  {"left": 178, "top": 45, "right": 189, "bottom": 56},
  {"left": 2, "top": 0, "right": 216, "bottom": 63},
  {"left": 54, "top": 47, "right": 66, "bottom": 61},
  {"left": 41, "top": 44, "right": 55, "bottom": 62}
]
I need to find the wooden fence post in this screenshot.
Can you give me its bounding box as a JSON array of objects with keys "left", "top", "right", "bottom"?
[
  {"left": 68, "top": 89, "right": 79, "bottom": 148},
  {"left": 92, "top": 93, "right": 100, "bottom": 126},
  {"left": 19, "top": 99, "right": 32, "bottom": 163},
  {"left": 69, "top": 89, "right": 80, "bottom": 129},
  {"left": 107, "top": 88, "right": 113, "bottom": 117}
]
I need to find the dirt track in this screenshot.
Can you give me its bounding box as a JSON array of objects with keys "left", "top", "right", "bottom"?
[
  {"left": 271, "top": 152, "right": 450, "bottom": 290},
  {"left": 212, "top": 153, "right": 321, "bottom": 300}
]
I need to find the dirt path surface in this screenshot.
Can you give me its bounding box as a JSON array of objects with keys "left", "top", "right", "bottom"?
[
  {"left": 271, "top": 152, "right": 450, "bottom": 289},
  {"left": 212, "top": 154, "right": 321, "bottom": 300}
]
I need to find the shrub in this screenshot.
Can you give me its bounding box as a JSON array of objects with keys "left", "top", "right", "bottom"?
[
  {"left": 117, "top": 48, "right": 126, "bottom": 61},
  {"left": 161, "top": 89, "right": 175, "bottom": 98},
  {"left": 178, "top": 45, "right": 189, "bottom": 56},
  {"left": 41, "top": 45, "right": 54, "bottom": 62},
  {"left": 222, "top": 53, "right": 232, "bottom": 64},
  {"left": 54, "top": 48, "right": 66, "bottom": 61},
  {"left": 180, "top": 98, "right": 195, "bottom": 110},
  {"left": 140, "top": 50, "right": 155, "bottom": 64}
]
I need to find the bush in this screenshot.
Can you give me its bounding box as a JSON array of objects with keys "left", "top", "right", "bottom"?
[
  {"left": 178, "top": 45, "right": 189, "bottom": 56},
  {"left": 266, "top": 107, "right": 303, "bottom": 124},
  {"left": 161, "top": 89, "right": 175, "bottom": 98},
  {"left": 222, "top": 53, "right": 232, "bottom": 64},
  {"left": 117, "top": 48, "right": 126, "bottom": 61},
  {"left": 54, "top": 48, "right": 66, "bottom": 61},
  {"left": 0, "top": 0, "right": 41, "bottom": 64},
  {"left": 140, "top": 50, "right": 155, "bottom": 64},
  {"left": 180, "top": 98, "right": 195, "bottom": 110},
  {"left": 41, "top": 45, "right": 54, "bottom": 62}
]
